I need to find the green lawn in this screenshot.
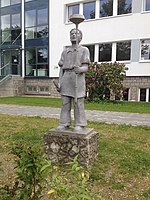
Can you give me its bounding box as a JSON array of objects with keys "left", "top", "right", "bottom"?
[
  {"left": 0, "top": 96, "right": 150, "bottom": 114},
  {"left": 0, "top": 114, "right": 150, "bottom": 199}
]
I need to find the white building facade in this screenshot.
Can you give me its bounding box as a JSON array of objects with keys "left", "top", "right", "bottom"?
[{"left": 0, "top": 0, "right": 150, "bottom": 101}]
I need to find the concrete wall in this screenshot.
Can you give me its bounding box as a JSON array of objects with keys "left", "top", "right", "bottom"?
[
  {"left": 0, "top": 76, "right": 24, "bottom": 97},
  {"left": 24, "top": 78, "right": 60, "bottom": 97}
]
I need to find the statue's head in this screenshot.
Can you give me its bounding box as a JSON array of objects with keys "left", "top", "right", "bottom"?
[{"left": 70, "top": 28, "right": 82, "bottom": 44}]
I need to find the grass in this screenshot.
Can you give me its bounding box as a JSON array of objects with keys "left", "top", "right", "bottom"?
[
  {"left": 0, "top": 96, "right": 150, "bottom": 114},
  {"left": 0, "top": 114, "right": 150, "bottom": 199}
]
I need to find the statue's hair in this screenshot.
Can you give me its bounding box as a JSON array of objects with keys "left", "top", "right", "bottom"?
[{"left": 70, "top": 28, "right": 83, "bottom": 41}]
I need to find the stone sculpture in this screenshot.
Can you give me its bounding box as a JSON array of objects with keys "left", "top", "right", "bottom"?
[{"left": 56, "top": 15, "right": 90, "bottom": 132}]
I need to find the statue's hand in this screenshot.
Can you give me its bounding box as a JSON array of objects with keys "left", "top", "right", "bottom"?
[{"left": 74, "top": 66, "right": 82, "bottom": 74}]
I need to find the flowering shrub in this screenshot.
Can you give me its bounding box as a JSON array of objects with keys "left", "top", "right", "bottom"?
[{"left": 86, "top": 62, "right": 128, "bottom": 101}]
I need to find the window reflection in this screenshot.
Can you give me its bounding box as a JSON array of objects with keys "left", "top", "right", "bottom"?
[
  {"left": 11, "top": 29, "right": 21, "bottom": 41},
  {"left": 25, "top": 10, "right": 36, "bottom": 27},
  {"left": 25, "top": 27, "right": 36, "bottom": 39},
  {"left": 116, "top": 41, "right": 131, "bottom": 61},
  {"left": 37, "top": 26, "right": 48, "bottom": 38},
  {"left": 1, "top": 15, "right": 10, "bottom": 30},
  {"left": 37, "top": 8, "right": 48, "bottom": 25},
  {"left": 118, "top": 0, "right": 132, "bottom": 15},
  {"left": 37, "top": 48, "right": 48, "bottom": 63},
  {"left": 12, "top": 13, "right": 20, "bottom": 28},
  {"left": 141, "top": 39, "right": 150, "bottom": 60},
  {"left": 25, "top": 47, "right": 48, "bottom": 76},
  {"left": 83, "top": 1, "right": 95, "bottom": 20},
  {"left": 1, "top": 0, "right": 10, "bottom": 7},
  {"left": 68, "top": 4, "right": 79, "bottom": 20},
  {"left": 99, "top": 43, "right": 112, "bottom": 62},
  {"left": 100, "top": 0, "right": 113, "bottom": 17},
  {"left": 1, "top": 31, "right": 11, "bottom": 42}
]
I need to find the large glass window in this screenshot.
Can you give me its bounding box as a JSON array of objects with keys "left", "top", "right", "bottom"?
[
  {"left": 118, "top": 0, "right": 132, "bottom": 15},
  {"left": 0, "top": 2, "right": 21, "bottom": 45},
  {"left": 68, "top": 4, "right": 79, "bottom": 20},
  {"left": 100, "top": 0, "right": 113, "bottom": 17},
  {"left": 83, "top": 1, "right": 95, "bottom": 20},
  {"left": 141, "top": 39, "right": 150, "bottom": 60},
  {"left": 99, "top": 43, "right": 112, "bottom": 62},
  {"left": 116, "top": 41, "right": 131, "bottom": 61},
  {"left": 25, "top": 47, "right": 48, "bottom": 76},
  {"left": 25, "top": 0, "right": 48, "bottom": 40},
  {"left": 25, "top": 0, "right": 49, "bottom": 77}
]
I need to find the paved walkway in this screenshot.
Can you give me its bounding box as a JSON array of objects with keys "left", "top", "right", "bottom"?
[{"left": 0, "top": 104, "right": 150, "bottom": 126}]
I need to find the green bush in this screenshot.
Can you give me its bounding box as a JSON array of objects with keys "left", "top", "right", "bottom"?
[
  {"left": 86, "top": 62, "right": 128, "bottom": 101},
  {"left": 1, "top": 145, "right": 100, "bottom": 200}
]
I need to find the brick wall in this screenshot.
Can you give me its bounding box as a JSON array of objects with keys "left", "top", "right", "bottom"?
[{"left": 123, "top": 76, "right": 150, "bottom": 101}]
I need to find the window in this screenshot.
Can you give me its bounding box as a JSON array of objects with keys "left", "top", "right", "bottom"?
[
  {"left": 140, "top": 88, "right": 146, "bottom": 101},
  {"left": 1, "top": 0, "right": 10, "bottom": 7},
  {"left": 0, "top": 0, "right": 21, "bottom": 7},
  {"left": 25, "top": 47, "right": 48, "bottom": 77},
  {"left": 118, "top": 0, "right": 132, "bottom": 15},
  {"left": 84, "top": 45, "right": 95, "bottom": 62},
  {"left": 99, "top": 43, "right": 112, "bottom": 62},
  {"left": 1, "top": 15, "right": 10, "bottom": 30},
  {"left": 123, "top": 88, "right": 129, "bottom": 101},
  {"left": 37, "top": 8, "right": 48, "bottom": 25},
  {"left": 141, "top": 39, "right": 150, "bottom": 60},
  {"left": 116, "top": 41, "right": 131, "bottom": 61},
  {"left": 25, "top": 10, "right": 36, "bottom": 27},
  {"left": 144, "top": 0, "right": 150, "bottom": 11},
  {"left": 12, "top": 13, "right": 20, "bottom": 28},
  {"left": 0, "top": 3, "right": 21, "bottom": 44},
  {"left": 68, "top": 4, "right": 79, "bottom": 20},
  {"left": 37, "top": 48, "right": 48, "bottom": 63},
  {"left": 25, "top": 0, "right": 48, "bottom": 40},
  {"left": 100, "top": 0, "right": 113, "bottom": 17},
  {"left": 83, "top": 1, "right": 95, "bottom": 20}
]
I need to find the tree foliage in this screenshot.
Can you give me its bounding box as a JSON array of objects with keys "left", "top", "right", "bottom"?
[{"left": 86, "top": 62, "right": 128, "bottom": 101}]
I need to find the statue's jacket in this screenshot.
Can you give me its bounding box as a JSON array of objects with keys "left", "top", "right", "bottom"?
[{"left": 58, "top": 45, "right": 90, "bottom": 98}]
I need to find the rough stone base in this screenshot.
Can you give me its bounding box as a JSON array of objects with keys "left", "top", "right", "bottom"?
[{"left": 43, "top": 128, "right": 99, "bottom": 167}]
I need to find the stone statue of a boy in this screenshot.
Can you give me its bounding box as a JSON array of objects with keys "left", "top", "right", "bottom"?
[{"left": 57, "top": 28, "right": 90, "bottom": 132}]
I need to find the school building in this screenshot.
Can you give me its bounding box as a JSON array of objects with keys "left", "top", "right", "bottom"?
[{"left": 0, "top": 0, "right": 150, "bottom": 102}]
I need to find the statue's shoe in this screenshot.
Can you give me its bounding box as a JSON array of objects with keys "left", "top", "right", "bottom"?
[
  {"left": 56, "top": 125, "right": 69, "bottom": 131},
  {"left": 74, "top": 126, "right": 84, "bottom": 132}
]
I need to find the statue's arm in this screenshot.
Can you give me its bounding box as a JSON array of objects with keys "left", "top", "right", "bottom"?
[{"left": 74, "top": 47, "right": 90, "bottom": 74}]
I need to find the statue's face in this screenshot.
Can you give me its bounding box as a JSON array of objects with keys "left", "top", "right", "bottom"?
[{"left": 70, "top": 29, "right": 81, "bottom": 43}]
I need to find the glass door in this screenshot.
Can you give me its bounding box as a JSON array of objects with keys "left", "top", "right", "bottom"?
[{"left": 1, "top": 49, "right": 21, "bottom": 76}]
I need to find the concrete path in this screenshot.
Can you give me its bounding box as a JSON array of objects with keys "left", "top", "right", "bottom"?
[{"left": 0, "top": 104, "right": 150, "bottom": 126}]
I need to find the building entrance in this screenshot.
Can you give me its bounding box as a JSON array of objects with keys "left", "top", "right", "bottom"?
[{"left": 0, "top": 49, "right": 21, "bottom": 76}]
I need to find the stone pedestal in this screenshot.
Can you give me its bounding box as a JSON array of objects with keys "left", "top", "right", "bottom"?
[{"left": 43, "top": 128, "right": 99, "bottom": 167}]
